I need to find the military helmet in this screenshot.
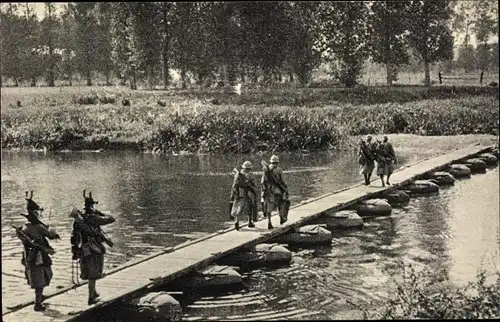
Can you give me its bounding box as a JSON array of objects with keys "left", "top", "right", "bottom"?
[
  {"left": 242, "top": 161, "right": 252, "bottom": 169},
  {"left": 83, "top": 190, "right": 98, "bottom": 209},
  {"left": 270, "top": 155, "right": 279, "bottom": 164}
]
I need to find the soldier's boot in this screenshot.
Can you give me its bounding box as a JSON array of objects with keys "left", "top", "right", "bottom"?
[
  {"left": 88, "top": 280, "right": 99, "bottom": 305},
  {"left": 248, "top": 214, "right": 255, "bottom": 228},
  {"left": 267, "top": 213, "right": 274, "bottom": 229},
  {"left": 235, "top": 220, "right": 240, "bottom": 231},
  {"left": 34, "top": 288, "right": 46, "bottom": 311}
]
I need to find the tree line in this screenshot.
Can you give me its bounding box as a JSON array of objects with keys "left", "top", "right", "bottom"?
[{"left": 0, "top": 1, "right": 498, "bottom": 89}]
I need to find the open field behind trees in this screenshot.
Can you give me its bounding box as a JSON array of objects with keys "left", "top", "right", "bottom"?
[{"left": 1, "top": 85, "right": 498, "bottom": 154}]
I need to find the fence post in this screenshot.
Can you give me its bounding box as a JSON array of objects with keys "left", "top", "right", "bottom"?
[
  {"left": 480, "top": 71, "right": 484, "bottom": 84},
  {"left": 438, "top": 71, "right": 443, "bottom": 84}
]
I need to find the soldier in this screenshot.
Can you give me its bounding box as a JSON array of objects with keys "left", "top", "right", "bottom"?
[
  {"left": 70, "top": 191, "right": 115, "bottom": 305},
  {"left": 230, "top": 161, "right": 258, "bottom": 231},
  {"left": 261, "top": 155, "right": 289, "bottom": 229},
  {"left": 376, "top": 136, "right": 397, "bottom": 187},
  {"left": 15, "top": 191, "right": 60, "bottom": 312},
  {"left": 358, "top": 135, "right": 377, "bottom": 185}
]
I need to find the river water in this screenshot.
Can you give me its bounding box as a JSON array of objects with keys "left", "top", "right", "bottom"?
[{"left": 1, "top": 149, "right": 499, "bottom": 319}]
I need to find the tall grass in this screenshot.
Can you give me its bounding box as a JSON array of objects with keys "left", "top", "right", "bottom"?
[
  {"left": 1, "top": 87, "right": 498, "bottom": 153},
  {"left": 367, "top": 263, "right": 500, "bottom": 319}
]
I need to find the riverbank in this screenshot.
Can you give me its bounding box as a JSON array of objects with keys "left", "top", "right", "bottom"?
[{"left": 1, "top": 86, "right": 498, "bottom": 153}]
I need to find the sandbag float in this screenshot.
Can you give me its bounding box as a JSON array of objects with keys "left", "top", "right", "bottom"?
[
  {"left": 172, "top": 265, "right": 242, "bottom": 289},
  {"left": 270, "top": 224, "right": 333, "bottom": 245},
  {"left": 446, "top": 164, "right": 471, "bottom": 178},
  {"left": 216, "top": 243, "right": 292, "bottom": 268},
  {"left": 477, "top": 153, "right": 498, "bottom": 166},
  {"left": 381, "top": 190, "right": 410, "bottom": 204},
  {"left": 423, "top": 171, "right": 456, "bottom": 185},
  {"left": 321, "top": 210, "right": 364, "bottom": 230},
  {"left": 463, "top": 158, "right": 487, "bottom": 173},
  {"left": 356, "top": 198, "right": 392, "bottom": 217},
  {"left": 125, "top": 292, "right": 182, "bottom": 322},
  {"left": 403, "top": 180, "right": 440, "bottom": 195}
]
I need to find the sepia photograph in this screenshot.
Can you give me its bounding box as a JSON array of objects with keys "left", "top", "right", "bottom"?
[{"left": 1, "top": 1, "right": 499, "bottom": 321}]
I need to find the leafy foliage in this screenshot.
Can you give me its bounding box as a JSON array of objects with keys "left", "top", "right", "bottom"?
[
  {"left": 372, "top": 263, "right": 500, "bottom": 320},
  {"left": 1, "top": 87, "right": 498, "bottom": 153}
]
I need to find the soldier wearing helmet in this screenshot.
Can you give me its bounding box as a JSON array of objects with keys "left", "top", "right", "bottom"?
[
  {"left": 358, "top": 135, "right": 378, "bottom": 185},
  {"left": 71, "top": 191, "right": 115, "bottom": 305},
  {"left": 261, "top": 155, "right": 289, "bottom": 229},
  {"left": 16, "top": 191, "right": 60, "bottom": 312},
  {"left": 230, "top": 161, "right": 258, "bottom": 230}
]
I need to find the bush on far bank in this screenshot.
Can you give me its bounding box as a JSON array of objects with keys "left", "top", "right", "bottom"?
[{"left": 1, "top": 92, "right": 498, "bottom": 154}]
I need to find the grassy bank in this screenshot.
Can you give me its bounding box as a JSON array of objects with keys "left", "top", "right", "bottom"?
[
  {"left": 1, "top": 86, "right": 498, "bottom": 153},
  {"left": 367, "top": 264, "right": 500, "bottom": 319}
]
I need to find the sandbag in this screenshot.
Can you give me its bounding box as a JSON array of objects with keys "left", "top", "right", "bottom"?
[
  {"left": 425, "top": 171, "right": 456, "bottom": 185},
  {"left": 446, "top": 164, "right": 471, "bottom": 178},
  {"left": 463, "top": 158, "right": 487, "bottom": 172},
  {"left": 381, "top": 190, "right": 410, "bottom": 204},
  {"left": 478, "top": 153, "right": 498, "bottom": 166},
  {"left": 271, "top": 225, "right": 333, "bottom": 245},
  {"left": 175, "top": 265, "right": 242, "bottom": 289},
  {"left": 217, "top": 243, "right": 291, "bottom": 267},
  {"left": 129, "top": 292, "right": 182, "bottom": 322},
  {"left": 323, "top": 210, "right": 364, "bottom": 230},
  {"left": 404, "top": 180, "right": 439, "bottom": 195},
  {"left": 356, "top": 199, "right": 392, "bottom": 217}
]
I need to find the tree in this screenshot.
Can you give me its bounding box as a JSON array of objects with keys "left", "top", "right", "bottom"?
[
  {"left": 476, "top": 43, "right": 491, "bottom": 73},
  {"left": 160, "top": 2, "right": 173, "bottom": 88},
  {"left": 95, "top": 2, "right": 114, "bottom": 86},
  {"left": 73, "top": 3, "right": 98, "bottom": 86},
  {"left": 407, "top": 0, "right": 454, "bottom": 86},
  {"left": 21, "top": 3, "right": 43, "bottom": 87},
  {"left": 129, "top": 2, "right": 162, "bottom": 89},
  {"left": 40, "top": 2, "right": 59, "bottom": 86},
  {"left": 0, "top": 3, "right": 23, "bottom": 86},
  {"left": 457, "top": 34, "right": 476, "bottom": 72},
  {"left": 369, "top": 1, "right": 411, "bottom": 86},
  {"left": 284, "top": 2, "right": 322, "bottom": 85},
  {"left": 318, "top": 1, "right": 371, "bottom": 87},
  {"left": 58, "top": 3, "right": 76, "bottom": 86}
]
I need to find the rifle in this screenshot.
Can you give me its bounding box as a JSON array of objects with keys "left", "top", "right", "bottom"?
[
  {"left": 232, "top": 168, "right": 257, "bottom": 194},
  {"left": 359, "top": 140, "right": 375, "bottom": 162},
  {"left": 69, "top": 208, "right": 114, "bottom": 248},
  {"left": 261, "top": 161, "right": 288, "bottom": 195},
  {"left": 12, "top": 225, "right": 56, "bottom": 255}
]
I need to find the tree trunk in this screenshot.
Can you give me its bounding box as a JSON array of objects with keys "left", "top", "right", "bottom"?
[
  {"left": 278, "top": 72, "right": 282, "bottom": 83},
  {"left": 31, "top": 77, "right": 36, "bottom": 87},
  {"left": 289, "top": 72, "right": 294, "bottom": 83},
  {"left": 105, "top": 71, "right": 111, "bottom": 86},
  {"left": 162, "top": 50, "right": 169, "bottom": 89},
  {"left": 14, "top": 78, "right": 19, "bottom": 87},
  {"left": 86, "top": 70, "right": 92, "bottom": 86},
  {"left": 240, "top": 67, "right": 245, "bottom": 83},
  {"left": 424, "top": 61, "right": 431, "bottom": 87},
  {"left": 180, "top": 69, "right": 187, "bottom": 89},
  {"left": 386, "top": 62, "right": 393, "bottom": 86},
  {"left": 130, "top": 69, "right": 137, "bottom": 90}
]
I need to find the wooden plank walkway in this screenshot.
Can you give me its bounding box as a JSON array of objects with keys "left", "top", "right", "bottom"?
[{"left": 2, "top": 144, "right": 492, "bottom": 322}]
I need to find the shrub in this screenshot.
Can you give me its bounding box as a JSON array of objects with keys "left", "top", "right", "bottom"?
[{"left": 371, "top": 263, "right": 500, "bottom": 320}]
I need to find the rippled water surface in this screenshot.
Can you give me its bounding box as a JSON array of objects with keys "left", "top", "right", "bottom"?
[{"left": 2, "top": 149, "right": 499, "bottom": 319}]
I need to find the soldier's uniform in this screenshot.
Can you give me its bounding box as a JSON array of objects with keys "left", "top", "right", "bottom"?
[
  {"left": 230, "top": 161, "right": 257, "bottom": 230},
  {"left": 71, "top": 193, "right": 115, "bottom": 304},
  {"left": 261, "top": 155, "right": 289, "bottom": 229},
  {"left": 358, "top": 136, "right": 377, "bottom": 185},
  {"left": 17, "top": 193, "right": 59, "bottom": 311},
  {"left": 376, "top": 137, "right": 397, "bottom": 186}
]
